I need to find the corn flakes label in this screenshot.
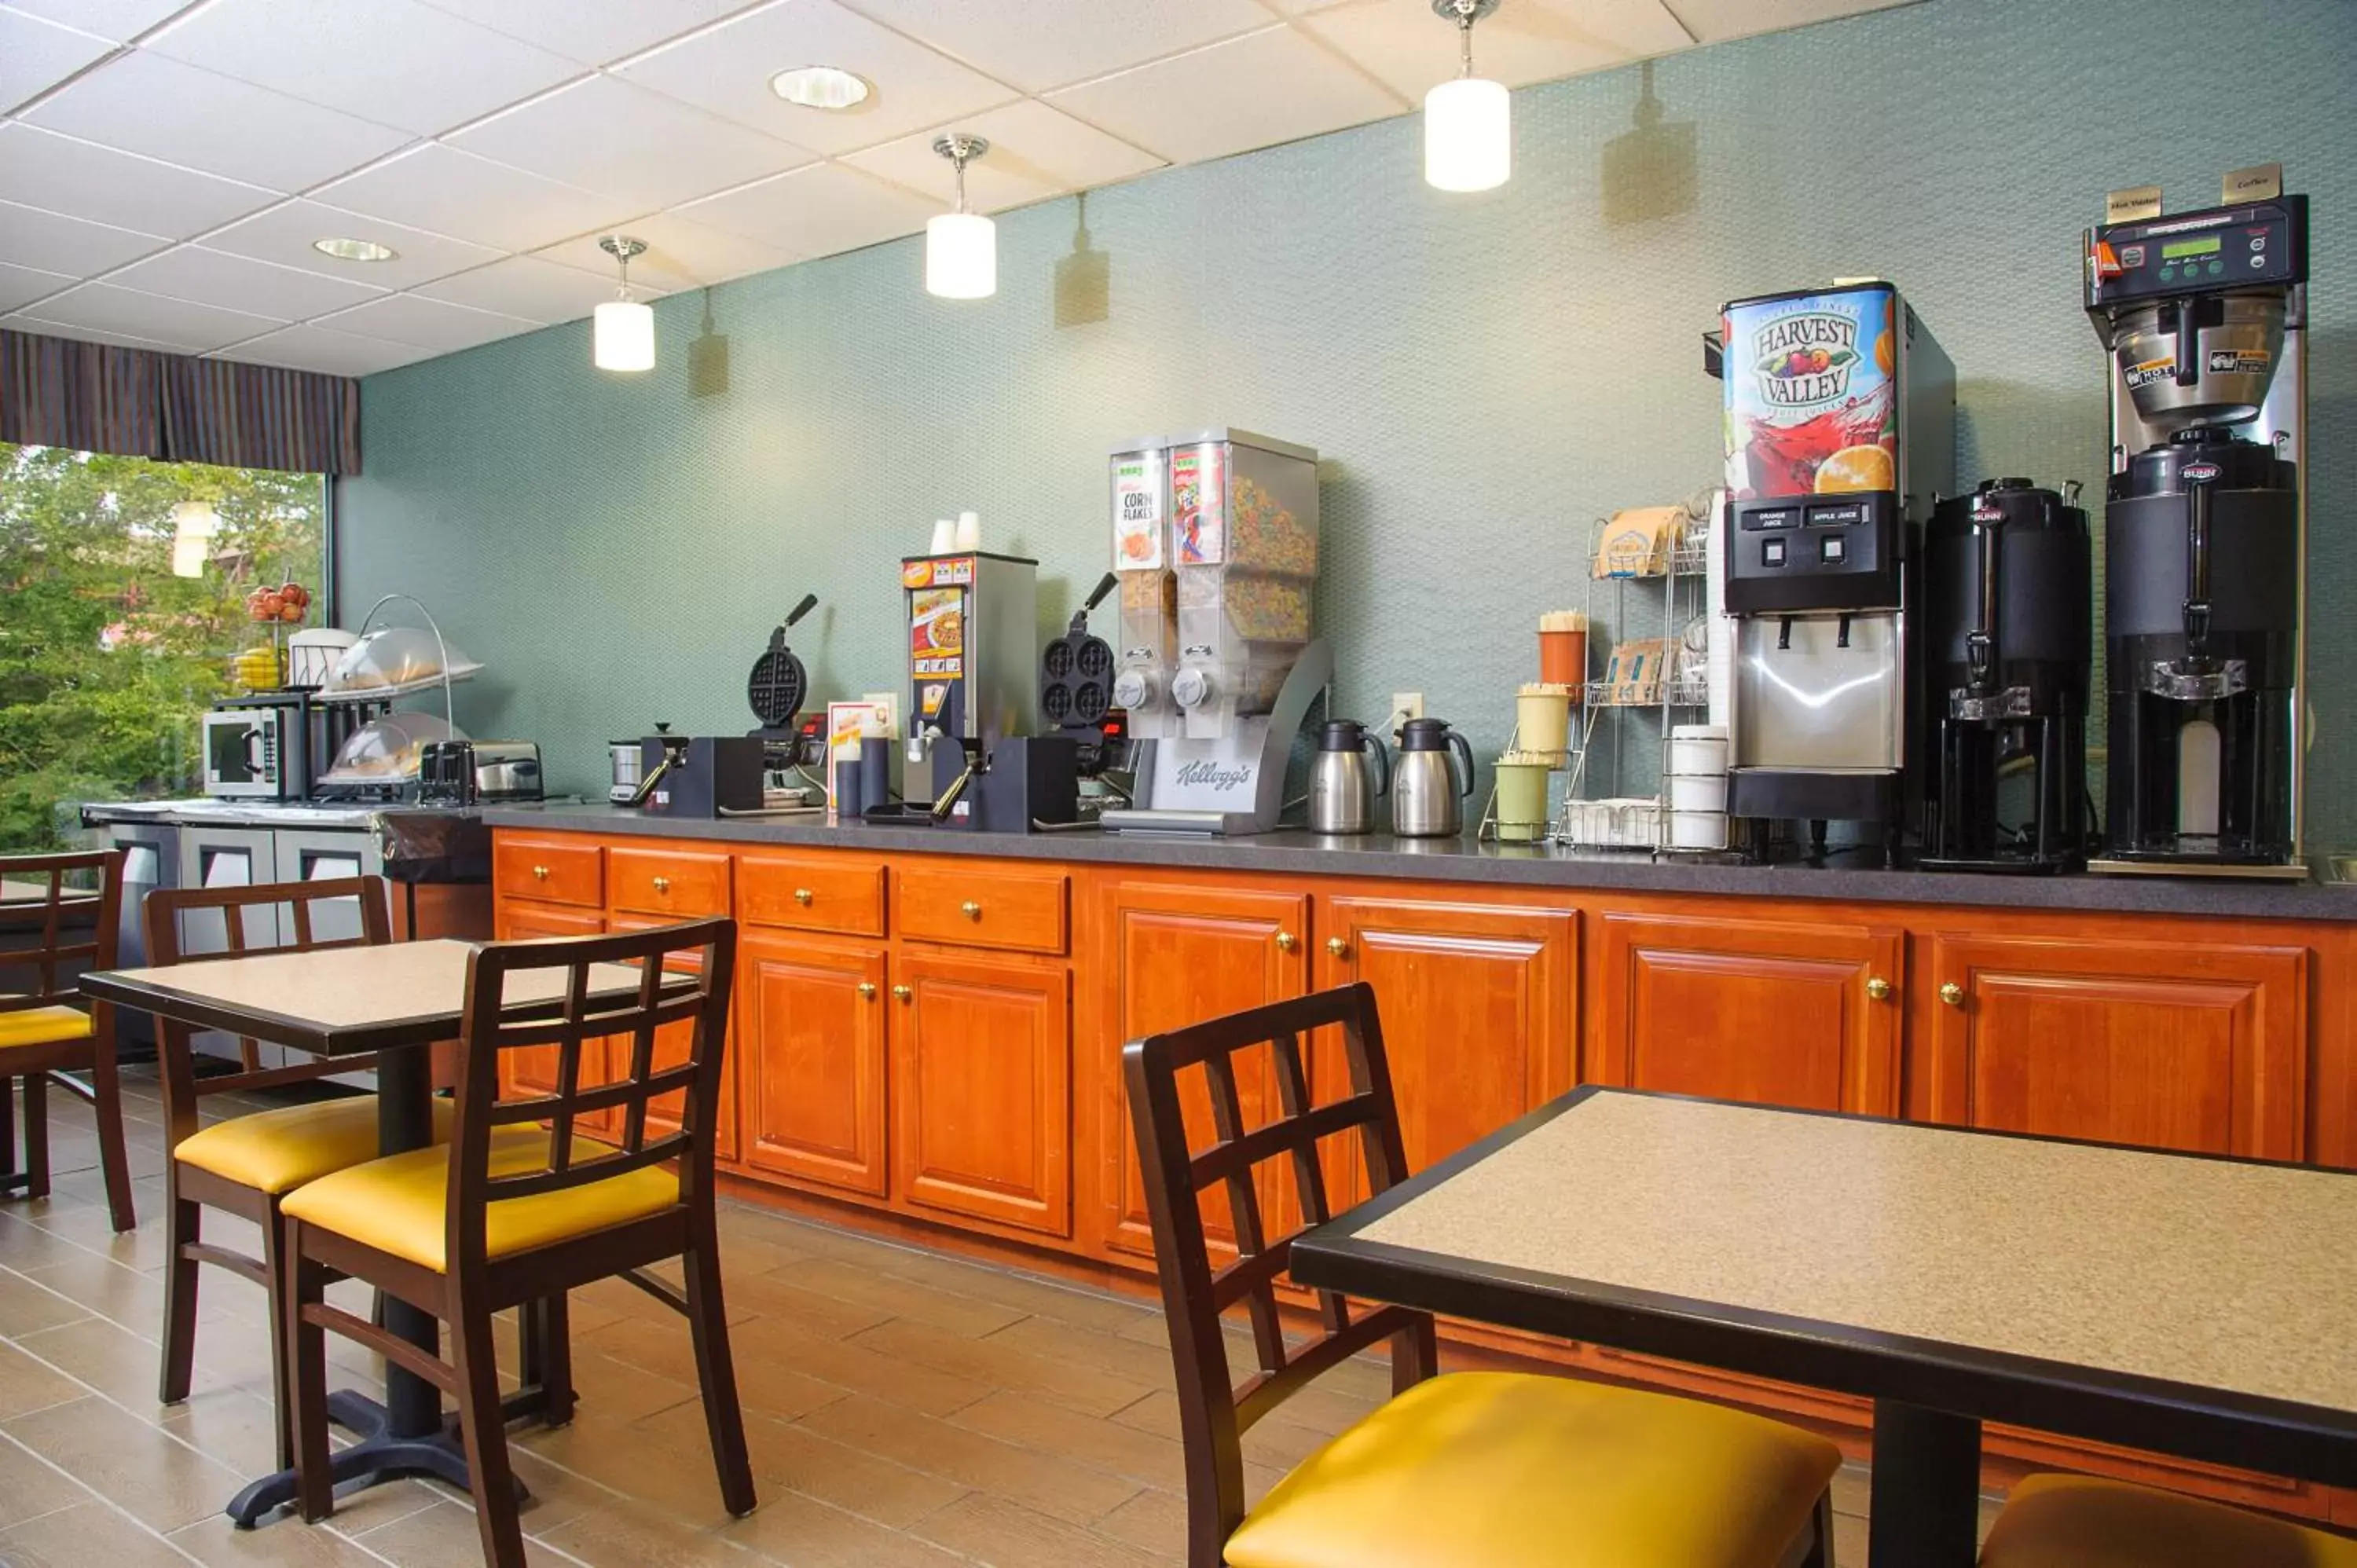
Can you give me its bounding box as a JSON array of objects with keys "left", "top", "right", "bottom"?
[
  {"left": 1724, "top": 289, "right": 1898, "bottom": 502},
  {"left": 1113, "top": 453, "right": 1164, "bottom": 570}
]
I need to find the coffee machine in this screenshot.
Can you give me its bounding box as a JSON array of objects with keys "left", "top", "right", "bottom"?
[
  {"left": 2086, "top": 175, "right": 2307, "bottom": 875},
  {"left": 900, "top": 550, "right": 1039, "bottom": 822},
  {"left": 1102, "top": 428, "right": 1331, "bottom": 835},
  {"left": 1920, "top": 479, "right": 2092, "bottom": 872},
  {"left": 1717, "top": 283, "right": 1955, "bottom": 854}
]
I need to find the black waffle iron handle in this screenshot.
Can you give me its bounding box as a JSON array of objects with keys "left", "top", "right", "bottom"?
[
  {"left": 1070, "top": 572, "right": 1116, "bottom": 636},
  {"left": 784, "top": 592, "right": 818, "bottom": 628}
]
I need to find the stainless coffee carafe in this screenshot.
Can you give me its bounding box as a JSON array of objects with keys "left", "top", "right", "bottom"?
[
  {"left": 1391, "top": 717, "right": 1473, "bottom": 837},
  {"left": 1308, "top": 720, "right": 1388, "bottom": 834}
]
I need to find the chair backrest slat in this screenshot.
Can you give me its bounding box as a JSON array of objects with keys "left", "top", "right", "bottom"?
[
  {"left": 1123, "top": 981, "right": 1439, "bottom": 1568},
  {"left": 0, "top": 851, "right": 120, "bottom": 1013}
]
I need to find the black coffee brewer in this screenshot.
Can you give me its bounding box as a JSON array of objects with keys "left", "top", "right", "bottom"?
[{"left": 1920, "top": 479, "right": 2091, "bottom": 872}]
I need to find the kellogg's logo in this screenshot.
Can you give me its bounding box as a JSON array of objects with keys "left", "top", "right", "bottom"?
[
  {"left": 1175, "top": 760, "right": 1254, "bottom": 792},
  {"left": 1752, "top": 312, "right": 1860, "bottom": 408}
]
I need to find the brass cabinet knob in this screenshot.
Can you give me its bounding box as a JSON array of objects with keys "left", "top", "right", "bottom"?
[
  {"left": 531, "top": 865, "right": 549, "bottom": 881},
  {"left": 892, "top": 984, "right": 913, "bottom": 1003},
  {"left": 652, "top": 876, "right": 671, "bottom": 893},
  {"left": 1865, "top": 976, "right": 1892, "bottom": 1002},
  {"left": 1940, "top": 981, "right": 1966, "bottom": 1008},
  {"left": 1327, "top": 937, "right": 1350, "bottom": 958},
  {"left": 795, "top": 888, "right": 815, "bottom": 907},
  {"left": 1274, "top": 931, "right": 1297, "bottom": 952},
  {"left": 960, "top": 899, "right": 982, "bottom": 921},
  {"left": 856, "top": 981, "right": 878, "bottom": 1000}
]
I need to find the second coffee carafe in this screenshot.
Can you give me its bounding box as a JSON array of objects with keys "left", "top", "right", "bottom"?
[{"left": 1391, "top": 716, "right": 1473, "bottom": 838}]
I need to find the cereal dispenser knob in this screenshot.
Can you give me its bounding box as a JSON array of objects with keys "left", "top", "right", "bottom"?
[
  {"left": 1112, "top": 668, "right": 1154, "bottom": 710},
  {"left": 1171, "top": 666, "right": 1211, "bottom": 709}
]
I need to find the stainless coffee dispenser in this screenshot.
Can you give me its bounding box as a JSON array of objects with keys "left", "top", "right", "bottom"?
[{"left": 901, "top": 551, "right": 1039, "bottom": 805}]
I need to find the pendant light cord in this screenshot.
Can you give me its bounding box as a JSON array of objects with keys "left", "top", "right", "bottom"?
[{"left": 1455, "top": 0, "right": 1477, "bottom": 75}]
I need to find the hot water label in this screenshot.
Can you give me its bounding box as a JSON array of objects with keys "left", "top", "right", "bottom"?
[{"left": 1725, "top": 288, "right": 1897, "bottom": 503}]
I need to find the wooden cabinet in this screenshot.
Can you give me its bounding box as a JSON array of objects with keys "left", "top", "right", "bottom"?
[
  {"left": 610, "top": 912, "right": 737, "bottom": 1163},
  {"left": 739, "top": 931, "right": 889, "bottom": 1198},
  {"left": 891, "top": 950, "right": 1071, "bottom": 1236},
  {"left": 896, "top": 862, "right": 1069, "bottom": 955},
  {"left": 739, "top": 852, "right": 885, "bottom": 939},
  {"left": 491, "top": 901, "right": 610, "bottom": 1130},
  {"left": 1920, "top": 930, "right": 2308, "bottom": 1159},
  {"left": 1593, "top": 910, "right": 1902, "bottom": 1116},
  {"left": 491, "top": 836, "right": 603, "bottom": 909},
  {"left": 608, "top": 843, "right": 731, "bottom": 919}
]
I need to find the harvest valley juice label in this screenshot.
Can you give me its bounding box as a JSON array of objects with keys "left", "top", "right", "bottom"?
[{"left": 1724, "top": 288, "right": 1898, "bottom": 502}]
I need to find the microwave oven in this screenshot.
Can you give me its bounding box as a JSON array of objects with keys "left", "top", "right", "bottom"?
[{"left": 201, "top": 704, "right": 306, "bottom": 799}]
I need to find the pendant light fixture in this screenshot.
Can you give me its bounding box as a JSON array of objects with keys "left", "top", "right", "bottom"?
[
  {"left": 926, "top": 133, "right": 996, "bottom": 300},
  {"left": 594, "top": 235, "right": 655, "bottom": 372},
  {"left": 1425, "top": 0, "right": 1509, "bottom": 193}
]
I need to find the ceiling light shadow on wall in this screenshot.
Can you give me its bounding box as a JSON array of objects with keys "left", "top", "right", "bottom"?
[
  {"left": 689, "top": 288, "right": 730, "bottom": 399},
  {"left": 1601, "top": 60, "right": 1697, "bottom": 227},
  {"left": 1054, "top": 190, "right": 1111, "bottom": 329}
]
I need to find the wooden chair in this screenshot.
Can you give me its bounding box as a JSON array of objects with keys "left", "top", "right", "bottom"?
[
  {"left": 1124, "top": 980, "right": 1843, "bottom": 1568},
  {"left": 0, "top": 849, "right": 135, "bottom": 1233},
  {"left": 1979, "top": 1475, "right": 2357, "bottom": 1566},
  {"left": 282, "top": 918, "right": 754, "bottom": 1567}
]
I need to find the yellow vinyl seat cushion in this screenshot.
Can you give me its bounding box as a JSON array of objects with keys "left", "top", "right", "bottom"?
[
  {"left": 283, "top": 1133, "right": 678, "bottom": 1273},
  {"left": 0, "top": 1003, "right": 93, "bottom": 1050},
  {"left": 175, "top": 1097, "right": 458, "bottom": 1196},
  {"left": 1979, "top": 1475, "right": 2357, "bottom": 1568},
  {"left": 1222, "top": 1370, "right": 1841, "bottom": 1568}
]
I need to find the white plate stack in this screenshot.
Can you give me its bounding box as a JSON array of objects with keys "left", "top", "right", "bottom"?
[{"left": 1666, "top": 724, "right": 1729, "bottom": 851}]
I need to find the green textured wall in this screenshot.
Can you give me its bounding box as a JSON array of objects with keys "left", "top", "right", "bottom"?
[{"left": 341, "top": 0, "right": 2357, "bottom": 844}]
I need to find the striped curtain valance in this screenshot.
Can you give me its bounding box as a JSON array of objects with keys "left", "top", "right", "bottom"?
[{"left": 0, "top": 328, "right": 361, "bottom": 475}]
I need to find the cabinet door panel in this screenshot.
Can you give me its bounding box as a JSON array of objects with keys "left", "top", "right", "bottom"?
[
  {"left": 1596, "top": 913, "right": 1901, "bottom": 1115},
  {"left": 1925, "top": 932, "right": 2306, "bottom": 1159},
  {"left": 893, "top": 951, "right": 1070, "bottom": 1236},
  {"left": 610, "top": 913, "right": 735, "bottom": 1163},
  {"left": 740, "top": 932, "right": 887, "bottom": 1196},
  {"left": 491, "top": 903, "right": 611, "bottom": 1132},
  {"left": 1103, "top": 881, "right": 1310, "bottom": 1261}
]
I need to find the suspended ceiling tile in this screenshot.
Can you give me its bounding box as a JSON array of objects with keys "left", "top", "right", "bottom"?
[
  {"left": 107, "top": 244, "right": 389, "bottom": 321},
  {"left": 1661, "top": 0, "right": 1919, "bottom": 42},
  {"left": 5, "top": 0, "right": 196, "bottom": 42},
  {"left": 211, "top": 322, "right": 435, "bottom": 376},
  {"left": 1296, "top": 0, "right": 1692, "bottom": 98},
  {"left": 14, "top": 279, "right": 280, "bottom": 351},
  {"left": 0, "top": 123, "right": 278, "bottom": 237},
  {"left": 841, "top": 0, "right": 1277, "bottom": 93},
  {"left": 529, "top": 211, "right": 798, "bottom": 292},
  {"left": 415, "top": 255, "right": 630, "bottom": 323},
  {"left": 415, "top": 0, "right": 766, "bottom": 65},
  {"left": 0, "top": 198, "right": 170, "bottom": 275},
  {"left": 24, "top": 51, "right": 415, "bottom": 194},
  {"left": 313, "top": 144, "right": 632, "bottom": 254},
  {"left": 0, "top": 8, "right": 115, "bottom": 114},
  {"left": 202, "top": 198, "right": 504, "bottom": 290},
  {"left": 841, "top": 99, "right": 1162, "bottom": 214},
  {"left": 0, "top": 261, "right": 76, "bottom": 314},
  {"left": 312, "top": 291, "right": 541, "bottom": 352},
  {"left": 146, "top": 0, "right": 584, "bottom": 136},
  {"left": 1045, "top": 25, "right": 1408, "bottom": 167},
  {"left": 0, "top": 312, "right": 181, "bottom": 351},
  {"left": 676, "top": 161, "right": 939, "bottom": 259},
  {"left": 448, "top": 74, "right": 816, "bottom": 212}
]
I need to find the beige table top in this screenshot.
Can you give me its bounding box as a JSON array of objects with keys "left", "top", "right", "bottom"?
[
  {"left": 1350, "top": 1090, "right": 2357, "bottom": 1416},
  {"left": 0, "top": 877, "right": 62, "bottom": 903}
]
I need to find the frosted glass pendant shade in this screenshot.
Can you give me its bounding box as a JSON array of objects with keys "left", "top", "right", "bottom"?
[
  {"left": 170, "top": 499, "right": 218, "bottom": 579},
  {"left": 1424, "top": 75, "right": 1510, "bottom": 192},
  {"left": 593, "top": 299, "right": 654, "bottom": 372},
  {"left": 926, "top": 211, "right": 997, "bottom": 299}
]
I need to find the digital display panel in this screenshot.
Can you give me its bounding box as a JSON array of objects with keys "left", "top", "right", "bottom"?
[{"left": 2162, "top": 236, "right": 2223, "bottom": 259}]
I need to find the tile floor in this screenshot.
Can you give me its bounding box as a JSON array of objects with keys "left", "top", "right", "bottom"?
[{"left": 0, "top": 1067, "right": 1981, "bottom": 1566}]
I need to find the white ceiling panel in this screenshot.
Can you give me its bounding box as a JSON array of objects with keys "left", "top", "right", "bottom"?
[
  {"left": 24, "top": 51, "right": 415, "bottom": 193},
  {"left": 416, "top": 0, "right": 765, "bottom": 66},
  {"left": 449, "top": 75, "right": 816, "bottom": 211},
  {"left": 415, "top": 255, "right": 629, "bottom": 322},
  {"left": 16, "top": 280, "right": 279, "bottom": 351},
  {"left": 147, "top": 0, "right": 584, "bottom": 136},
  {"left": 530, "top": 211, "right": 797, "bottom": 293},
  {"left": 0, "top": 313, "right": 180, "bottom": 350},
  {"left": 0, "top": 260, "right": 75, "bottom": 313},
  {"left": 0, "top": 8, "right": 115, "bottom": 114},
  {"left": 619, "top": 0, "right": 1018, "bottom": 157},
  {"left": 841, "top": 0, "right": 1277, "bottom": 93},
  {"left": 1662, "top": 0, "right": 1917, "bottom": 41},
  {"left": 1296, "top": 0, "right": 1692, "bottom": 97},
  {"left": 211, "top": 322, "right": 435, "bottom": 376},
  {"left": 313, "top": 144, "right": 632, "bottom": 254},
  {"left": 107, "top": 245, "right": 388, "bottom": 321},
  {"left": 678, "top": 161, "right": 939, "bottom": 258},
  {"left": 0, "top": 198, "right": 168, "bottom": 275},
  {"left": 1047, "top": 26, "right": 1407, "bottom": 167},
  {"left": 312, "top": 291, "right": 539, "bottom": 353},
  {"left": 841, "top": 100, "right": 1161, "bottom": 213},
  {"left": 5, "top": 0, "right": 193, "bottom": 42},
  {"left": 0, "top": 124, "right": 277, "bottom": 236},
  {"left": 202, "top": 199, "right": 504, "bottom": 289}
]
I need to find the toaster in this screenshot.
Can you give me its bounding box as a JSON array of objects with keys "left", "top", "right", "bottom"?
[{"left": 417, "top": 740, "right": 544, "bottom": 805}]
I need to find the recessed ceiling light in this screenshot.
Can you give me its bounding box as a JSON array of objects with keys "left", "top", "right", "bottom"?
[
  {"left": 770, "top": 64, "right": 871, "bottom": 111},
  {"left": 313, "top": 236, "right": 398, "bottom": 262}
]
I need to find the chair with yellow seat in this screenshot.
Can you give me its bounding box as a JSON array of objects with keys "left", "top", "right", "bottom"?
[
  {"left": 1979, "top": 1473, "right": 2357, "bottom": 1567},
  {"left": 282, "top": 918, "right": 753, "bottom": 1568},
  {"left": 1, "top": 849, "right": 136, "bottom": 1233},
  {"left": 1125, "top": 981, "right": 1843, "bottom": 1568}
]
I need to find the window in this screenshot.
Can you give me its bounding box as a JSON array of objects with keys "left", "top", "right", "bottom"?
[{"left": 0, "top": 442, "right": 328, "bottom": 849}]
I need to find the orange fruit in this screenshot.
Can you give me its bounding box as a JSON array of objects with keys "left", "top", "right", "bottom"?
[
  {"left": 1874, "top": 329, "right": 1893, "bottom": 376},
  {"left": 1816, "top": 445, "right": 1896, "bottom": 493}
]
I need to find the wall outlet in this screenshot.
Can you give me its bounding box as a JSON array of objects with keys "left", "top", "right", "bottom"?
[{"left": 1391, "top": 691, "right": 1424, "bottom": 722}]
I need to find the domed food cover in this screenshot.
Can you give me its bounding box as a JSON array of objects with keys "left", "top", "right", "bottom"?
[
  {"left": 317, "top": 713, "right": 464, "bottom": 786},
  {"left": 322, "top": 625, "right": 482, "bottom": 701}
]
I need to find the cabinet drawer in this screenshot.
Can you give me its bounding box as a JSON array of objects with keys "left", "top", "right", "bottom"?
[
  {"left": 493, "top": 836, "right": 603, "bottom": 909},
  {"left": 739, "top": 852, "right": 886, "bottom": 939},
  {"left": 895, "top": 863, "right": 1068, "bottom": 955},
  {"left": 608, "top": 844, "right": 731, "bottom": 918}
]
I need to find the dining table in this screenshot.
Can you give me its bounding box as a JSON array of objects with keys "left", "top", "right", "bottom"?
[
  {"left": 1287, "top": 1085, "right": 2357, "bottom": 1568},
  {"left": 80, "top": 936, "right": 680, "bottom": 1527}
]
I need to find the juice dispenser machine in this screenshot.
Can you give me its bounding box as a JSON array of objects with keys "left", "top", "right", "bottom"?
[
  {"left": 901, "top": 550, "right": 1039, "bottom": 808},
  {"left": 1103, "top": 429, "right": 1331, "bottom": 836}
]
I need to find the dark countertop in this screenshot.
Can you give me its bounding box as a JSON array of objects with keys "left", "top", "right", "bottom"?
[{"left": 479, "top": 801, "right": 2357, "bottom": 924}]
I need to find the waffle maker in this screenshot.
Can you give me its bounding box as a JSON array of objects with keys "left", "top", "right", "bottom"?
[
  {"left": 1039, "top": 573, "right": 1127, "bottom": 776},
  {"left": 747, "top": 592, "right": 819, "bottom": 762}
]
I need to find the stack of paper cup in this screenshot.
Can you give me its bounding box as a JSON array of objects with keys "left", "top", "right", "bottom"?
[
  {"left": 1514, "top": 683, "right": 1573, "bottom": 765},
  {"left": 1666, "top": 724, "right": 1729, "bottom": 851}
]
